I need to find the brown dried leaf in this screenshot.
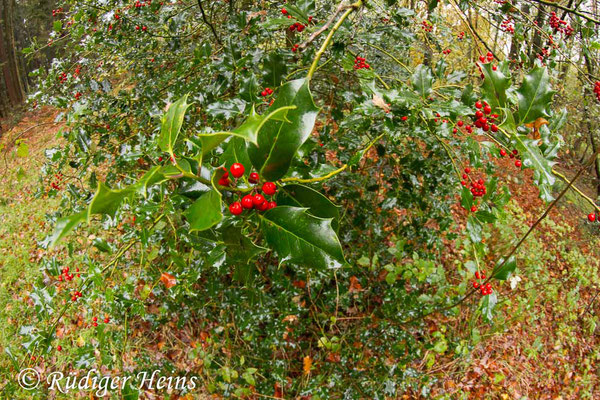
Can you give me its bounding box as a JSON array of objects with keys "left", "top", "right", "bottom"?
[{"left": 160, "top": 272, "right": 177, "bottom": 289}]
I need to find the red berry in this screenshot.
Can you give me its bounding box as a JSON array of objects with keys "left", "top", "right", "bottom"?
[
  {"left": 483, "top": 105, "right": 492, "bottom": 114},
  {"left": 92, "top": 316, "right": 98, "bottom": 322},
  {"left": 104, "top": 317, "right": 110, "bottom": 323},
  {"left": 500, "top": 149, "right": 507, "bottom": 157},
  {"left": 241, "top": 195, "right": 254, "bottom": 209},
  {"left": 475, "top": 101, "right": 482, "bottom": 109},
  {"left": 473, "top": 281, "right": 480, "bottom": 288},
  {"left": 230, "top": 163, "right": 245, "bottom": 178},
  {"left": 470, "top": 206, "right": 477, "bottom": 212},
  {"left": 262, "top": 182, "right": 277, "bottom": 196},
  {"left": 457, "top": 120, "right": 464, "bottom": 127},
  {"left": 57, "top": 345, "right": 62, "bottom": 351},
  {"left": 253, "top": 194, "right": 265, "bottom": 207},
  {"left": 491, "top": 124, "right": 498, "bottom": 132},
  {"left": 229, "top": 202, "right": 243, "bottom": 216},
  {"left": 401, "top": 116, "right": 408, "bottom": 121},
  {"left": 588, "top": 213, "right": 596, "bottom": 222},
  {"left": 464, "top": 167, "right": 471, "bottom": 174},
  {"left": 218, "top": 177, "right": 230, "bottom": 186},
  {"left": 249, "top": 172, "right": 259, "bottom": 184},
  {"left": 268, "top": 201, "right": 277, "bottom": 209},
  {"left": 257, "top": 201, "right": 270, "bottom": 211},
  {"left": 515, "top": 160, "right": 522, "bottom": 168}
]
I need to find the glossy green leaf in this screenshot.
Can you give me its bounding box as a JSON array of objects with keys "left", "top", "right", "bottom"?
[
  {"left": 481, "top": 62, "right": 510, "bottom": 109},
  {"left": 248, "top": 79, "right": 320, "bottom": 181},
  {"left": 276, "top": 184, "right": 341, "bottom": 230},
  {"left": 197, "top": 105, "right": 295, "bottom": 152},
  {"left": 516, "top": 66, "right": 555, "bottom": 124},
  {"left": 466, "top": 215, "right": 482, "bottom": 243},
  {"left": 514, "top": 135, "right": 556, "bottom": 202},
  {"left": 222, "top": 225, "right": 267, "bottom": 266},
  {"left": 185, "top": 190, "right": 223, "bottom": 232},
  {"left": 260, "top": 206, "right": 345, "bottom": 269},
  {"left": 157, "top": 94, "right": 191, "bottom": 154},
  {"left": 88, "top": 182, "right": 135, "bottom": 221},
  {"left": 411, "top": 65, "right": 434, "bottom": 98},
  {"left": 481, "top": 291, "right": 497, "bottom": 322},
  {"left": 47, "top": 211, "right": 86, "bottom": 248},
  {"left": 262, "top": 52, "right": 288, "bottom": 87},
  {"left": 493, "top": 256, "right": 516, "bottom": 280}
]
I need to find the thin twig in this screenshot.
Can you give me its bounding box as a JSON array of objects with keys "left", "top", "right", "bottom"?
[{"left": 197, "top": 0, "right": 221, "bottom": 44}]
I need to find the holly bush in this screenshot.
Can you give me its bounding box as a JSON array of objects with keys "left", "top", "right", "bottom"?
[{"left": 14, "top": 0, "right": 592, "bottom": 397}]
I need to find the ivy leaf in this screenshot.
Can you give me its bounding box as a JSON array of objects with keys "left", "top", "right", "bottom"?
[
  {"left": 411, "top": 65, "right": 434, "bottom": 98},
  {"left": 276, "top": 184, "right": 341, "bottom": 230},
  {"left": 157, "top": 95, "right": 191, "bottom": 155},
  {"left": 184, "top": 189, "right": 223, "bottom": 232},
  {"left": 480, "top": 61, "right": 511, "bottom": 109},
  {"left": 260, "top": 206, "right": 345, "bottom": 269},
  {"left": 197, "top": 105, "right": 295, "bottom": 153},
  {"left": 516, "top": 66, "right": 555, "bottom": 124},
  {"left": 248, "top": 79, "right": 320, "bottom": 181},
  {"left": 493, "top": 255, "right": 516, "bottom": 280}
]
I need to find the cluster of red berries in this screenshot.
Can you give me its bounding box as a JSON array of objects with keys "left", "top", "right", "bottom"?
[
  {"left": 51, "top": 7, "right": 64, "bottom": 17},
  {"left": 58, "top": 72, "right": 69, "bottom": 83},
  {"left": 354, "top": 56, "right": 370, "bottom": 70},
  {"left": 49, "top": 172, "right": 64, "bottom": 191},
  {"left": 71, "top": 290, "right": 83, "bottom": 302},
  {"left": 291, "top": 43, "right": 300, "bottom": 52},
  {"left": 289, "top": 22, "right": 306, "bottom": 32},
  {"left": 442, "top": 49, "right": 451, "bottom": 55},
  {"left": 536, "top": 47, "right": 550, "bottom": 63},
  {"left": 501, "top": 18, "right": 514, "bottom": 34},
  {"left": 224, "top": 164, "right": 278, "bottom": 215},
  {"left": 457, "top": 31, "right": 465, "bottom": 40},
  {"left": 135, "top": 25, "right": 148, "bottom": 32},
  {"left": 549, "top": 12, "right": 574, "bottom": 37},
  {"left": 478, "top": 51, "right": 495, "bottom": 64},
  {"left": 74, "top": 92, "right": 82, "bottom": 100},
  {"left": 593, "top": 81, "right": 600, "bottom": 102},
  {"left": 454, "top": 100, "right": 499, "bottom": 134},
  {"left": 260, "top": 87, "right": 274, "bottom": 97},
  {"left": 57, "top": 266, "right": 80, "bottom": 282},
  {"left": 421, "top": 20, "right": 433, "bottom": 32},
  {"left": 91, "top": 316, "right": 110, "bottom": 327},
  {"left": 134, "top": 0, "right": 151, "bottom": 8},
  {"left": 498, "top": 148, "right": 522, "bottom": 168},
  {"left": 461, "top": 167, "right": 486, "bottom": 194},
  {"left": 473, "top": 271, "right": 493, "bottom": 295}
]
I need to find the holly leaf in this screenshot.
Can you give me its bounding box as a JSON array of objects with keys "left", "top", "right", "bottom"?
[
  {"left": 481, "top": 291, "right": 497, "bottom": 322},
  {"left": 184, "top": 189, "right": 223, "bottom": 232},
  {"left": 514, "top": 135, "right": 556, "bottom": 202},
  {"left": 88, "top": 182, "right": 135, "bottom": 221},
  {"left": 222, "top": 225, "right": 267, "bottom": 266},
  {"left": 157, "top": 95, "right": 191, "bottom": 155},
  {"left": 411, "top": 65, "right": 434, "bottom": 98},
  {"left": 262, "top": 52, "right": 288, "bottom": 87},
  {"left": 466, "top": 215, "right": 482, "bottom": 243},
  {"left": 260, "top": 206, "right": 345, "bottom": 269},
  {"left": 197, "top": 105, "right": 295, "bottom": 153},
  {"left": 248, "top": 79, "right": 320, "bottom": 181},
  {"left": 276, "top": 184, "right": 341, "bottom": 230},
  {"left": 516, "top": 66, "right": 555, "bottom": 124},
  {"left": 493, "top": 256, "right": 516, "bottom": 280},
  {"left": 47, "top": 211, "right": 86, "bottom": 248},
  {"left": 480, "top": 61, "right": 511, "bottom": 109}
]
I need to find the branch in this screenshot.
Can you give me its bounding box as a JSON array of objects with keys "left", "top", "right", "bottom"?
[
  {"left": 197, "top": 0, "right": 221, "bottom": 44},
  {"left": 526, "top": 0, "right": 600, "bottom": 25},
  {"left": 298, "top": 1, "right": 357, "bottom": 51}
]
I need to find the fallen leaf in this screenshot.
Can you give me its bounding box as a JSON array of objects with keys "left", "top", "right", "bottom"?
[
  {"left": 303, "top": 356, "right": 312, "bottom": 376},
  {"left": 372, "top": 94, "right": 391, "bottom": 113},
  {"left": 160, "top": 272, "right": 177, "bottom": 289}
]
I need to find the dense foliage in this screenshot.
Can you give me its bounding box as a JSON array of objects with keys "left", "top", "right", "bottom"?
[{"left": 6, "top": 0, "right": 600, "bottom": 397}]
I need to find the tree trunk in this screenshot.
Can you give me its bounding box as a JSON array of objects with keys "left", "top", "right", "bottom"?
[
  {"left": 0, "top": 0, "right": 25, "bottom": 117},
  {"left": 529, "top": 4, "right": 546, "bottom": 65}
]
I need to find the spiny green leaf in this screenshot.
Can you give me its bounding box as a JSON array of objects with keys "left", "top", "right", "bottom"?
[
  {"left": 185, "top": 189, "right": 223, "bottom": 232},
  {"left": 516, "top": 66, "right": 555, "bottom": 124},
  {"left": 248, "top": 79, "right": 320, "bottom": 181},
  {"left": 276, "top": 184, "right": 341, "bottom": 230},
  {"left": 493, "top": 255, "right": 516, "bottom": 280},
  {"left": 481, "top": 61, "right": 511, "bottom": 109},
  {"left": 260, "top": 206, "right": 345, "bottom": 269},
  {"left": 157, "top": 94, "right": 191, "bottom": 154},
  {"left": 411, "top": 65, "right": 434, "bottom": 98},
  {"left": 88, "top": 182, "right": 135, "bottom": 221},
  {"left": 47, "top": 211, "right": 86, "bottom": 248},
  {"left": 197, "top": 105, "right": 295, "bottom": 152}
]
